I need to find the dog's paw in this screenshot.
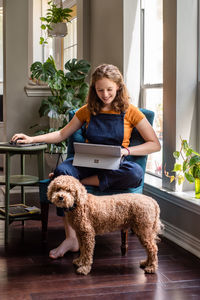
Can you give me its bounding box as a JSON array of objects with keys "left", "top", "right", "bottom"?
[
  {"left": 76, "top": 265, "right": 91, "bottom": 275},
  {"left": 144, "top": 265, "right": 157, "bottom": 274},
  {"left": 73, "top": 257, "right": 83, "bottom": 267},
  {"left": 140, "top": 259, "right": 148, "bottom": 268}
]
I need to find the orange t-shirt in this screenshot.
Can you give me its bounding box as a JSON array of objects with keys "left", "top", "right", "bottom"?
[{"left": 75, "top": 104, "right": 145, "bottom": 148}]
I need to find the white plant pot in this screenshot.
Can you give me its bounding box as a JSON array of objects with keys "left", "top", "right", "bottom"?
[
  {"left": 48, "top": 22, "right": 68, "bottom": 37},
  {"left": 49, "top": 114, "right": 66, "bottom": 130}
]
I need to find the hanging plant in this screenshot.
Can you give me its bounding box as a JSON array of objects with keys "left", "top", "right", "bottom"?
[{"left": 40, "top": 0, "right": 72, "bottom": 45}]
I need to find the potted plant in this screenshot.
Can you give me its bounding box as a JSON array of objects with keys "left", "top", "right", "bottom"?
[
  {"left": 30, "top": 56, "right": 91, "bottom": 154},
  {"left": 40, "top": 0, "right": 72, "bottom": 45},
  {"left": 165, "top": 138, "right": 200, "bottom": 198}
]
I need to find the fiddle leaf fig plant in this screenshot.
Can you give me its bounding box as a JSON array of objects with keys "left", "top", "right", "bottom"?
[
  {"left": 40, "top": 0, "right": 72, "bottom": 45},
  {"left": 30, "top": 57, "right": 91, "bottom": 153},
  {"left": 165, "top": 138, "right": 200, "bottom": 185}
]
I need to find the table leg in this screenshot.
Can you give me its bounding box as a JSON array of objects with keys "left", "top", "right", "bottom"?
[
  {"left": 20, "top": 154, "right": 25, "bottom": 205},
  {"left": 5, "top": 153, "right": 10, "bottom": 245},
  {"left": 37, "top": 150, "right": 45, "bottom": 180},
  {"left": 20, "top": 154, "right": 25, "bottom": 227}
]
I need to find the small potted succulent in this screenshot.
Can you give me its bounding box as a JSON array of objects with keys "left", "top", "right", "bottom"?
[
  {"left": 40, "top": 0, "right": 72, "bottom": 45},
  {"left": 165, "top": 138, "right": 200, "bottom": 198}
]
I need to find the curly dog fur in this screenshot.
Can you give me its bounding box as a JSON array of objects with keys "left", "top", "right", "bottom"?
[{"left": 47, "top": 175, "right": 162, "bottom": 275}]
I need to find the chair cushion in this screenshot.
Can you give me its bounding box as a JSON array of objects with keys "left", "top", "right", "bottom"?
[
  {"left": 39, "top": 179, "right": 51, "bottom": 203},
  {"left": 85, "top": 185, "right": 143, "bottom": 195}
]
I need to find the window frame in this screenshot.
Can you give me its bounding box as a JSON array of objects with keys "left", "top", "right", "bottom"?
[
  {"left": 62, "top": 2, "right": 77, "bottom": 69},
  {"left": 140, "top": 0, "right": 163, "bottom": 178}
]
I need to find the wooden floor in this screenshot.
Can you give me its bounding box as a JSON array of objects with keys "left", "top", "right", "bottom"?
[{"left": 0, "top": 194, "right": 200, "bottom": 299}]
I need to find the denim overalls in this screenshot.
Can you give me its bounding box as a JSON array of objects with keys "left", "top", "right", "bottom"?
[{"left": 54, "top": 112, "right": 143, "bottom": 216}]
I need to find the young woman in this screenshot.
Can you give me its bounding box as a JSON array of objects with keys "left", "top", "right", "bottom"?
[{"left": 12, "top": 64, "right": 161, "bottom": 259}]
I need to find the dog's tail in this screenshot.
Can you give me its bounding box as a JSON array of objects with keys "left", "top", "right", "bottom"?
[{"left": 153, "top": 200, "right": 164, "bottom": 243}]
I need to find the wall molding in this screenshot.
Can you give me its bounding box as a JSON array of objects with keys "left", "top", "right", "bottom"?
[
  {"left": 162, "top": 220, "right": 200, "bottom": 259},
  {"left": 24, "top": 85, "right": 51, "bottom": 97},
  {"left": 144, "top": 180, "right": 200, "bottom": 259},
  {"left": 144, "top": 181, "right": 200, "bottom": 215}
]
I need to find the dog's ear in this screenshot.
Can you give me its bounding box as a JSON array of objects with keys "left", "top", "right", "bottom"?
[
  {"left": 75, "top": 180, "right": 88, "bottom": 204},
  {"left": 47, "top": 175, "right": 68, "bottom": 201},
  {"left": 47, "top": 179, "right": 55, "bottom": 201}
]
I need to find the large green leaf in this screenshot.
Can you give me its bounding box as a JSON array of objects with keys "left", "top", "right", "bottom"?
[
  {"left": 173, "top": 151, "right": 180, "bottom": 159},
  {"left": 39, "top": 97, "right": 59, "bottom": 118},
  {"left": 65, "top": 59, "right": 91, "bottom": 81},
  {"left": 183, "top": 160, "right": 188, "bottom": 172},
  {"left": 48, "top": 70, "right": 65, "bottom": 91},
  {"left": 182, "top": 139, "right": 189, "bottom": 151},
  {"left": 172, "top": 163, "right": 182, "bottom": 172},
  {"left": 189, "top": 155, "right": 200, "bottom": 167},
  {"left": 30, "top": 61, "right": 56, "bottom": 81},
  {"left": 185, "top": 172, "right": 195, "bottom": 183},
  {"left": 192, "top": 165, "right": 200, "bottom": 179},
  {"left": 77, "top": 82, "right": 89, "bottom": 101}
]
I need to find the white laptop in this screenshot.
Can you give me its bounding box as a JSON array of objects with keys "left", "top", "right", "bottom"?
[{"left": 73, "top": 142, "right": 122, "bottom": 170}]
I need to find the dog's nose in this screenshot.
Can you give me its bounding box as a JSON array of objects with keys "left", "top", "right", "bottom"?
[{"left": 58, "top": 196, "right": 63, "bottom": 201}]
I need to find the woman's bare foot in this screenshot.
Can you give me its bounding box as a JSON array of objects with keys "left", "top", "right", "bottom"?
[
  {"left": 48, "top": 172, "right": 54, "bottom": 179},
  {"left": 49, "top": 237, "right": 79, "bottom": 259}
]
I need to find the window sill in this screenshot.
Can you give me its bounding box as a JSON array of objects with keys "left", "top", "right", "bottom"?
[
  {"left": 24, "top": 84, "right": 52, "bottom": 97},
  {"left": 144, "top": 173, "right": 200, "bottom": 214}
]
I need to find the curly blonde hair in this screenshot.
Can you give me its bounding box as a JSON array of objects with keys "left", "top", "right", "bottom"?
[{"left": 87, "top": 64, "right": 130, "bottom": 115}]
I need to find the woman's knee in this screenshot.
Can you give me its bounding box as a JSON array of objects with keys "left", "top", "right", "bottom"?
[
  {"left": 123, "top": 162, "right": 143, "bottom": 187},
  {"left": 53, "top": 158, "right": 76, "bottom": 177}
]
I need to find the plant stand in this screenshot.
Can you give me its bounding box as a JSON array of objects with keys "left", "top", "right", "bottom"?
[{"left": 0, "top": 143, "right": 47, "bottom": 244}]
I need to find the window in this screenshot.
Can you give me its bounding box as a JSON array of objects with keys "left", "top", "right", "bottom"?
[
  {"left": 140, "top": 0, "right": 163, "bottom": 177},
  {"left": 29, "top": 0, "right": 53, "bottom": 68},
  {"left": 63, "top": 4, "right": 77, "bottom": 68},
  {"left": 33, "top": 0, "right": 77, "bottom": 70}
]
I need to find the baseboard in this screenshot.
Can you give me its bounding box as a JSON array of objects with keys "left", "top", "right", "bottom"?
[{"left": 162, "top": 220, "right": 200, "bottom": 259}]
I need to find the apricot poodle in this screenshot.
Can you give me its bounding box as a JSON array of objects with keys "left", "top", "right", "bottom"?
[{"left": 47, "top": 175, "right": 162, "bottom": 275}]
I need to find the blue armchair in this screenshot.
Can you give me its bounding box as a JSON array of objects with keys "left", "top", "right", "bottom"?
[{"left": 40, "top": 108, "right": 154, "bottom": 254}]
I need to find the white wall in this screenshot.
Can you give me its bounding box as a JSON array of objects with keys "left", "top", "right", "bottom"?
[
  {"left": 4, "top": 0, "right": 43, "bottom": 175},
  {"left": 123, "top": 0, "right": 141, "bottom": 106},
  {"left": 89, "top": 0, "right": 123, "bottom": 73}
]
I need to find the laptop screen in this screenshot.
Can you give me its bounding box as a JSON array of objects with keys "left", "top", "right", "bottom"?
[{"left": 73, "top": 142, "right": 122, "bottom": 170}]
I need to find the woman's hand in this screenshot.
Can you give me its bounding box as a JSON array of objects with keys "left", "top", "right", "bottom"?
[
  {"left": 121, "top": 148, "right": 130, "bottom": 157},
  {"left": 11, "top": 133, "right": 34, "bottom": 144}
]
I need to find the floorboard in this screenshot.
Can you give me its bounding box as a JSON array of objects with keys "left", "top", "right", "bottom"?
[{"left": 0, "top": 193, "right": 200, "bottom": 300}]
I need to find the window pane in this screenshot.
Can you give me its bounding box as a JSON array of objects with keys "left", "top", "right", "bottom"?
[
  {"left": 143, "top": 0, "right": 163, "bottom": 84},
  {"left": 145, "top": 88, "right": 163, "bottom": 176},
  {"left": 63, "top": 17, "right": 77, "bottom": 64},
  {"left": 42, "top": 0, "right": 53, "bottom": 61}
]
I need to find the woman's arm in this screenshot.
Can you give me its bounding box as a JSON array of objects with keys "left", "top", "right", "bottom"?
[
  {"left": 121, "top": 118, "right": 161, "bottom": 156},
  {"left": 11, "top": 115, "right": 83, "bottom": 144}
]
